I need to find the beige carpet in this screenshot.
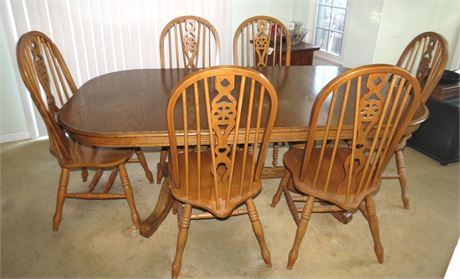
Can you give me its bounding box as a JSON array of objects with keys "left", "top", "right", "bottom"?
[{"left": 1, "top": 139, "right": 459, "bottom": 278}]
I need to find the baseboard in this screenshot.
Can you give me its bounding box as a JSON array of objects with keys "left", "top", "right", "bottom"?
[{"left": 0, "top": 131, "right": 31, "bottom": 143}]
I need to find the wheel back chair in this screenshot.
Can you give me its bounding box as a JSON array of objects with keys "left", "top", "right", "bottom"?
[
  {"left": 381, "top": 32, "right": 448, "bottom": 209},
  {"left": 233, "top": 15, "right": 291, "bottom": 168},
  {"left": 271, "top": 64, "right": 422, "bottom": 268},
  {"left": 156, "top": 15, "right": 221, "bottom": 184},
  {"left": 165, "top": 66, "right": 278, "bottom": 278},
  {"left": 16, "top": 31, "right": 152, "bottom": 230}
]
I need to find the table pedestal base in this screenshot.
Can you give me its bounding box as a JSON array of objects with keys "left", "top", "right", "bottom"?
[{"left": 139, "top": 179, "right": 174, "bottom": 238}]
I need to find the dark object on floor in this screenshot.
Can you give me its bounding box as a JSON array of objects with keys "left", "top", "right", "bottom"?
[
  {"left": 409, "top": 85, "right": 460, "bottom": 165},
  {"left": 440, "top": 70, "right": 460, "bottom": 85}
]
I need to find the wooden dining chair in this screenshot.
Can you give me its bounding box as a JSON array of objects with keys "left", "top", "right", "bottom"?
[
  {"left": 233, "top": 15, "right": 291, "bottom": 167},
  {"left": 157, "top": 15, "right": 221, "bottom": 184},
  {"left": 381, "top": 32, "right": 448, "bottom": 209},
  {"left": 16, "top": 31, "right": 154, "bottom": 185},
  {"left": 165, "top": 66, "right": 278, "bottom": 278},
  {"left": 16, "top": 31, "right": 146, "bottom": 230},
  {"left": 271, "top": 65, "right": 422, "bottom": 268}
]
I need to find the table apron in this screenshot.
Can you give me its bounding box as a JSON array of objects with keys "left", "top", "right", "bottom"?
[{"left": 70, "top": 128, "right": 358, "bottom": 148}]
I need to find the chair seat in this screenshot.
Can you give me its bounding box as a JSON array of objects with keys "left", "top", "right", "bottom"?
[
  {"left": 284, "top": 148, "right": 380, "bottom": 211},
  {"left": 168, "top": 150, "right": 261, "bottom": 218},
  {"left": 58, "top": 140, "right": 134, "bottom": 169}
]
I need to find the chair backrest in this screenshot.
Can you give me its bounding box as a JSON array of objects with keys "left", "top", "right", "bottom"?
[
  {"left": 160, "top": 16, "right": 220, "bottom": 69},
  {"left": 233, "top": 16, "right": 291, "bottom": 67},
  {"left": 166, "top": 66, "right": 278, "bottom": 212},
  {"left": 16, "top": 31, "right": 77, "bottom": 165},
  {"left": 397, "top": 32, "right": 448, "bottom": 104},
  {"left": 299, "top": 65, "right": 421, "bottom": 209}
]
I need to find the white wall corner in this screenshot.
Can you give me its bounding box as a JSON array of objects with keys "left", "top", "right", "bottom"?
[
  {"left": 341, "top": 0, "right": 385, "bottom": 68},
  {"left": 451, "top": 32, "right": 460, "bottom": 70}
]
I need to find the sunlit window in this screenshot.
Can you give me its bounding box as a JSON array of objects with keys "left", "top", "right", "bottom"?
[{"left": 314, "top": 0, "right": 347, "bottom": 56}]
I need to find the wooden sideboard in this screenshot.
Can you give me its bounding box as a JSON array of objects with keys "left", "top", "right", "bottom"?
[
  {"left": 289, "top": 42, "right": 320, "bottom": 65},
  {"left": 268, "top": 42, "right": 320, "bottom": 66}
]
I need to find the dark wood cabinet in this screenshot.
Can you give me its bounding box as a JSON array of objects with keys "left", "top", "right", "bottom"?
[
  {"left": 268, "top": 42, "right": 320, "bottom": 66},
  {"left": 408, "top": 82, "right": 460, "bottom": 165},
  {"left": 289, "top": 42, "right": 320, "bottom": 65}
]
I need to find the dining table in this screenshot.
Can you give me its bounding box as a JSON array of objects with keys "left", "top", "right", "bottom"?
[{"left": 58, "top": 65, "right": 428, "bottom": 238}]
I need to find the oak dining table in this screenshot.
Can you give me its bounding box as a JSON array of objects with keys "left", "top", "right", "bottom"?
[{"left": 57, "top": 65, "right": 428, "bottom": 238}]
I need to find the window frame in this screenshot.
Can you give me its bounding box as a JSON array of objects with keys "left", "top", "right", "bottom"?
[{"left": 313, "top": 0, "right": 348, "bottom": 59}]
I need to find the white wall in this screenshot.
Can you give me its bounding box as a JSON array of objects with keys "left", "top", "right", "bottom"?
[
  {"left": 292, "top": 0, "right": 386, "bottom": 67},
  {"left": 0, "top": 18, "right": 29, "bottom": 143},
  {"left": 292, "top": 0, "right": 316, "bottom": 43},
  {"left": 292, "top": 0, "right": 460, "bottom": 68},
  {"left": 341, "top": 0, "right": 385, "bottom": 67},
  {"left": 373, "top": 0, "right": 460, "bottom": 67}
]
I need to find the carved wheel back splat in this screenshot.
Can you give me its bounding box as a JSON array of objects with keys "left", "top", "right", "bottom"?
[
  {"left": 416, "top": 37, "right": 436, "bottom": 82},
  {"left": 183, "top": 19, "right": 198, "bottom": 68},
  {"left": 210, "top": 75, "right": 237, "bottom": 183},
  {"left": 342, "top": 73, "right": 386, "bottom": 187},
  {"left": 30, "top": 39, "right": 59, "bottom": 114},
  {"left": 233, "top": 16, "right": 291, "bottom": 67},
  {"left": 159, "top": 16, "right": 221, "bottom": 69},
  {"left": 254, "top": 19, "right": 270, "bottom": 66}
]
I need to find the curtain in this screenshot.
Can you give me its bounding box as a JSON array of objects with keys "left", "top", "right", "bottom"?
[{"left": 1, "top": 0, "right": 233, "bottom": 136}]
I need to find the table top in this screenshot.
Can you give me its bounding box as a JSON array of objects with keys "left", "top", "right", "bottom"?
[
  {"left": 59, "top": 66, "right": 345, "bottom": 146},
  {"left": 58, "top": 65, "right": 428, "bottom": 147}
]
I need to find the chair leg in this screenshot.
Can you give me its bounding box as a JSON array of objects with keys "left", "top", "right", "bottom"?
[
  {"left": 287, "top": 196, "right": 314, "bottom": 269},
  {"left": 172, "top": 202, "right": 178, "bottom": 215},
  {"left": 358, "top": 202, "right": 369, "bottom": 221},
  {"left": 246, "top": 199, "right": 272, "bottom": 267},
  {"left": 284, "top": 186, "right": 300, "bottom": 225},
  {"left": 103, "top": 168, "right": 119, "bottom": 193},
  {"left": 395, "top": 150, "right": 409, "bottom": 209},
  {"left": 81, "top": 168, "right": 88, "bottom": 182},
  {"left": 271, "top": 170, "right": 290, "bottom": 207},
  {"left": 135, "top": 149, "right": 154, "bottom": 183},
  {"left": 172, "top": 203, "right": 192, "bottom": 279},
  {"left": 157, "top": 148, "right": 168, "bottom": 184},
  {"left": 175, "top": 200, "right": 184, "bottom": 226},
  {"left": 118, "top": 164, "right": 141, "bottom": 229},
  {"left": 272, "top": 142, "right": 279, "bottom": 167},
  {"left": 365, "top": 196, "right": 384, "bottom": 264},
  {"left": 53, "top": 168, "right": 70, "bottom": 231},
  {"left": 87, "top": 169, "right": 103, "bottom": 193}
]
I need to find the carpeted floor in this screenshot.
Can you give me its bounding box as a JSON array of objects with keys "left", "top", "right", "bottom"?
[{"left": 1, "top": 139, "right": 459, "bottom": 278}]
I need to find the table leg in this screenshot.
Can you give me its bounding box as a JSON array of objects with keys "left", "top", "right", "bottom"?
[
  {"left": 329, "top": 210, "right": 353, "bottom": 224},
  {"left": 139, "top": 178, "right": 174, "bottom": 238}
]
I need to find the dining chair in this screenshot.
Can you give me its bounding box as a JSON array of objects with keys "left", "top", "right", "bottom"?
[
  {"left": 165, "top": 66, "right": 278, "bottom": 278},
  {"left": 381, "top": 32, "right": 448, "bottom": 209},
  {"left": 233, "top": 15, "right": 291, "bottom": 167},
  {"left": 271, "top": 64, "right": 422, "bottom": 268},
  {"left": 16, "top": 31, "right": 146, "bottom": 230},
  {"left": 157, "top": 15, "right": 221, "bottom": 184}
]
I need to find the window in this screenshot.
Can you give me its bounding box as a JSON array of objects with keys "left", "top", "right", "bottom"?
[{"left": 314, "top": 0, "right": 347, "bottom": 56}]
